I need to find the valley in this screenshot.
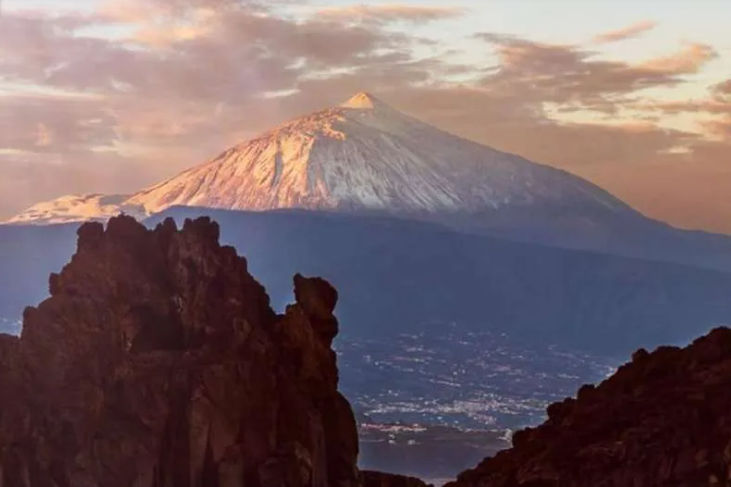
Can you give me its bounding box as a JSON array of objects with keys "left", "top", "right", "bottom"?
[
  {"left": 0, "top": 307, "right": 617, "bottom": 481},
  {"left": 339, "top": 327, "right": 615, "bottom": 430}
]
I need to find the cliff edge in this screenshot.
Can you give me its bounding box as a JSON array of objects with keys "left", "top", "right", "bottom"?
[{"left": 0, "top": 214, "right": 368, "bottom": 487}]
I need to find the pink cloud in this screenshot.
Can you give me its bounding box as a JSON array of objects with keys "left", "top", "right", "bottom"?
[
  {"left": 593, "top": 21, "right": 658, "bottom": 43},
  {"left": 316, "top": 4, "right": 466, "bottom": 24}
]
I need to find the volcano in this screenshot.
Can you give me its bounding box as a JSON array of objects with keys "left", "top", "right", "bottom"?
[
  {"left": 9, "top": 92, "right": 731, "bottom": 272},
  {"left": 7, "top": 92, "right": 629, "bottom": 223}
]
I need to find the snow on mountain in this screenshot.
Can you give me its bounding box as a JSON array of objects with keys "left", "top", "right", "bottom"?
[
  {"left": 6, "top": 194, "right": 146, "bottom": 226},
  {"left": 4, "top": 92, "right": 631, "bottom": 225}
]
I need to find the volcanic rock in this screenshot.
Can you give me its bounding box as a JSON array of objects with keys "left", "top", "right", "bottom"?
[
  {"left": 361, "top": 470, "right": 434, "bottom": 487},
  {"left": 0, "top": 214, "right": 359, "bottom": 487},
  {"left": 446, "top": 326, "right": 731, "bottom": 487}
]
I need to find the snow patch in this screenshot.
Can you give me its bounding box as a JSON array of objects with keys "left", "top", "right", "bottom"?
[
  {"left": 340, "top": 91, "right": 382, "bottom": 109},
  {"left": 5, "top": 194, "right": 147, "bottom": 226}
]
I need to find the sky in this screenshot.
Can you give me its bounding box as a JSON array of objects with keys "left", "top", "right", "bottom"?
[{"left": 0, "top": 0, "right": 730, "bottom": 233}]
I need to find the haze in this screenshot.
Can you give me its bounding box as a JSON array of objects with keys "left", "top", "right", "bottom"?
[{"left": 0, "top": 0, "right": 729, "bottom": 233}]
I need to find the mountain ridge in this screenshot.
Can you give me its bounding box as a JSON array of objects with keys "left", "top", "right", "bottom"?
[{"left": 6, "top": 205, "right": 731, "bottom": 357}]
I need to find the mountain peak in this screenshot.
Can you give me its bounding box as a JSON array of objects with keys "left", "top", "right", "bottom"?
[
  {"left": 5, "top": 90, "right": 629, "bottom": 225},
  {"left": 339, "top": 91, "right": 385, "bottom": 109}
]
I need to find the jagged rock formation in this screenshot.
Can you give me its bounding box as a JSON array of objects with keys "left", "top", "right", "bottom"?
[
  {"left": 6, "top": 215, "right": 731, "bottom": 487},
  {"left": 446, "top": 326, "right": 731, "bottom": 487},
  {"left": 0, "top": 214, "right": 363, "bottom": 487},
  {"left": 361, "top": 471, "right": 433, "bottom": 487}
]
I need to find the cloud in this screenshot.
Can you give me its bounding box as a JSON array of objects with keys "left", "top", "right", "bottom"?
[
  {"left": 316, "top": 4, "right": 466, "bottom": 24},
  {"left": 97, "top": 0, "right": 267, "bottom": 22},
  {"left": 0, "top": 150, "right": 159, "bottom": 224},
  {"left": 635, "top": 99, "right": 729, "bottom": 115},
  {"left": 385, "top": 86, "right": 698, "bottom": 168},
  {"left": 0, "top": 92, "right": 116, "bottom": 153},
  {"left": 593, "top": 20, "right": 658, "bottom": 43},
  {"left": 640, "top": 42, "right": 717, "bottom": 73},
  {"left": 712, "top": 79, "right": 731, "bottom": 97},
  {"left": 474, "top": 33, "right": 718, "bottom": 112},
  {"left": 628, "top": 81, "right": 731, "bottom": 142},
  {"left": 699, "top": 119, "right": 731, "bottom": 140}
]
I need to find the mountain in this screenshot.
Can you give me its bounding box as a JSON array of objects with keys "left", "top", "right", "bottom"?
[
  {"left": 5, "top": 207, "right": 731, "bottom": 356},
  {"left": 8, "top": 91, "right": 731, "bottom": 272},
  {"left": 144, "top": 208, "right": 731, "bottom": 356},
  {"left": 7, "top": 92, "right": 628, "bottom": 223},
  {"left": 123, "top": 92, "right": 629, "bottom": 217},
  {"left": 447, "top": 326, "right": 731, "bottom": 487}
]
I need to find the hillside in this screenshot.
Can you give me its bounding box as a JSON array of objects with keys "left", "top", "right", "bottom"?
[
  {"left": 448, "top": 326, "right": 731, "bottom": 487},
  {"left": 4, "top": 208, "right": 731, "bottom": 356}
]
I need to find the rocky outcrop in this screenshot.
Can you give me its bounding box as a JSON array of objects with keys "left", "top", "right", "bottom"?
[
  {"left": 0, "top": 214, "right": 360, "bottom": 487},
  {"left": 6, "top": 212, "right": 731, "bottom": 487},
  {"left": 361, "top": 471, "right": 434, "bottom": 487},
  {"left": 447, "top": 326, "right": 731, "bottom": 487}
]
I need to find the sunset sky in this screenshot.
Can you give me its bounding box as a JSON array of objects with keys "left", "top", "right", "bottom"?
[{"left": 1, "top": 0, "right": 730, "bottom": 232}]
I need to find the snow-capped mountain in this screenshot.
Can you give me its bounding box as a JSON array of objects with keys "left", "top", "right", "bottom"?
[{"left": 6, "top": 92, "right": 631, "bottom": 225}]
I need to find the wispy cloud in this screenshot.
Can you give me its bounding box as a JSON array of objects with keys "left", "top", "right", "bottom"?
[
  {"left": 474, "top": 33, "right": 717, "bottom": 112},
  {"left": 593, "top": 20, "right": 658, "bottom": 43},
  {"left": 712, "top": 79, "right": 731, "bottom": 97},
  {"left": 316, "top": 4, "right": 466, "bottom": 24}
]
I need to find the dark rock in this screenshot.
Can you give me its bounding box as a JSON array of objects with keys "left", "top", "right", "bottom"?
[
  {"left": 0, "top": 215, "right": 361, "bottom": 487},
  {"left": 293, "top": 273, "right": 340, "bottom": 346},
  {"left": 446, "top": 326, "right": 731, "bottom": 487},
  {"left": 361, "top": 470, "right": 434, "bottom": 487}
]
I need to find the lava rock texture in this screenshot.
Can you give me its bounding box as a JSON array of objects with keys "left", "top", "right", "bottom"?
[
  {"left": 447, "top": 326, "right": 731, "bottom": 487},
  {"left": 0, "top": 214, "right": 361, "bottom": 487}
]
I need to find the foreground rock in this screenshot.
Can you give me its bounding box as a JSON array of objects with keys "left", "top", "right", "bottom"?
[
  {"left": 361, "top": 471, "right": 434, "bottom": 487},
  {"left": 0, "top": 215, "right": 362, "bottom": 487},
  {"left": 447, "top": 326, "right": 731, "bottom": 487}
]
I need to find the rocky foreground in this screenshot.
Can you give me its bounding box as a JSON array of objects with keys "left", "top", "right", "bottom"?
[
  {"left": 447, "top": 327, "right": 731, "bottom": 487},
  {"left": 2, "top": 214, "right": 731, "bottom": 487},
  {"left": 0, "top": 215, "right": 428, "bottom": 487}
]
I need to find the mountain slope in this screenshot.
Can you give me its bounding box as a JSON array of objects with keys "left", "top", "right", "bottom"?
[
  {"left": 5, "top": 208, "right": 731, "bottom": 357},
  {"left": 6, "top": 92, "right": 630, "bottom": 225},
  {"left": 124, "top": 92, "right": 628, "bottom": 216},
  {"left": 447, "top": 326, "right": 731, "bottom": 487}
]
